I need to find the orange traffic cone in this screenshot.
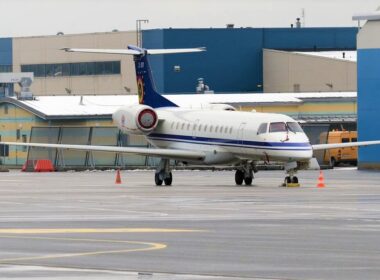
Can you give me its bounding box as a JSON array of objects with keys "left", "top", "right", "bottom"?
[
  {"left": 316, "top": 170, "right": 326, "bottom": 188},
  {"left": 115, "top": 169, "right": 122, "bottom": 184}
]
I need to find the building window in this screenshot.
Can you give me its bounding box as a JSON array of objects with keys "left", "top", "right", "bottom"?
[
  {"left": 0, "top": 65, "right": 12, "bottom": 72},
  {"left": 4, "top": 104, "right": 8, "bottom": 114},
  {"left": 16, "top": 129, "right": 21, "bottom": 140},
  {"left": 21, "top": 61, "right": 121, "bottom": 77}
]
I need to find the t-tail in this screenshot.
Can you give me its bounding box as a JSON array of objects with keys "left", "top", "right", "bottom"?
[{"left": 62, "top": 45, "right": 205, "bottom": 108}]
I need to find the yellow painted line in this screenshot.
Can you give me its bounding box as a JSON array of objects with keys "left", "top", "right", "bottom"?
[
  {"left": 0, "top": 228, "right": 205, "bottom": 234},
  {"left": 0, "top": 235, "right": 166, "bottom": 263}
]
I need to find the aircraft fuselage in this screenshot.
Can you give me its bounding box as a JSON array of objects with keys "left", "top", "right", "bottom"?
[{"left": 143, "top": 108, "right": 313, "bottom": 165}]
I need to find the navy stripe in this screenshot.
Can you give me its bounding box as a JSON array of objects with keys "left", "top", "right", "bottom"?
[{"left": 148, "top": 133, "right": 312, "bottom": 151}]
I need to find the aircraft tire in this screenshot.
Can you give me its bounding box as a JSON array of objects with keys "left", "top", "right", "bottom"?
[
  {"left": 235, "top": 170, "right": 244, "bottom": 185},
  {"left": 164, "top": 172, "right": 173, "bottom": 186},
  {"left": 244, "top": 177, "right": 253, "bottom": 186},
  {"left": 291, "top": 176, "right": 298, "bottom": 184},
  {"left": 285, "top": 176, "right": 291, "bottom": 185},
  {"left": 155, "top": 173, "right": 163, "bottom": 186}
]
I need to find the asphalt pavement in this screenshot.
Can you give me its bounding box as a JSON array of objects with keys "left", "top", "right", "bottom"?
[{"left": 0, "top": 168, "right": 379, "bottom": 279}]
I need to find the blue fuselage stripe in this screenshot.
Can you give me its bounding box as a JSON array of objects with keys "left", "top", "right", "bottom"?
[{"left": 148, "top": 133, "right": 312, "bottom": 151}]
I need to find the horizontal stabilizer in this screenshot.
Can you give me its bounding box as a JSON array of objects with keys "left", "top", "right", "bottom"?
[
  {"left": 147, "top": 48, "right": 206, "bottom": 55},
  {"left": 62, "top": 48, "right": 141, "bottom": 55},
  {"left": 312, "top": 140, "right": 380, "bottom": 151},
  {"left": 62, "top": 46, "right": 206, "bottom": 56},
  {"left": 0, "top": 142, "right": 205, "bottom": 161}
]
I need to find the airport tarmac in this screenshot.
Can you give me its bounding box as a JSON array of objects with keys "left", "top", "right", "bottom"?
[{"left": 0, "top": 168, "right": 380, "bottom": 279}]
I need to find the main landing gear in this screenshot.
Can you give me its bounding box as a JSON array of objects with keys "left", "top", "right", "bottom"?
[
  {"left": 235, "top": 161, "right": 258, "bottom": 186},
  {"left": 155, "top": 159, "right": 173, "bottom": 186}
]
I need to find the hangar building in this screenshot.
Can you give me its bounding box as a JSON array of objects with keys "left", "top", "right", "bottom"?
[
  {"left": 1, "top": 27, "right": 357, "bottom": 96},
  {"left": 0, "top": 93, "right": 356, "bottom": 168}
]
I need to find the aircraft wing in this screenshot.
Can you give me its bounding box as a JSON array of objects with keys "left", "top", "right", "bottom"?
[
  {"left": 0, "top": 142, "right": 205, "bottom": 161},
  {"left": 312, "top": 140, "right": 380, "bottom": 151}
]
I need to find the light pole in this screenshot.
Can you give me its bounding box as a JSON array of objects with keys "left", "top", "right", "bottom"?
[{"left": 136, "top": 19, "right": 149, "bottom": 47}]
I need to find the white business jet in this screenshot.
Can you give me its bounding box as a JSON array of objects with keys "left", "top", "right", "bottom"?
[{"left": 2, "top": 45, "right": 380, "bottom": 186}]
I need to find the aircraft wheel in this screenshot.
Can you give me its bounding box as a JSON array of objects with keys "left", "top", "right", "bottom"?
[
  {"left": 291, "top": 176, "right": 298, "bottom": 184},
  {"left": 235, "top": 170, "right": 244, "bottom": 185},
  {"left": 155, "top": 173, "right": 163, "bottom": 186},
  {"left": 164, "top": 172, "right": 173, "bottom": 186},
  {"left": 244, "top": 177, "right": 253, "bottom": 186},
  {"left": 284, "top": 176, "right": 291, "bottom": 185}
]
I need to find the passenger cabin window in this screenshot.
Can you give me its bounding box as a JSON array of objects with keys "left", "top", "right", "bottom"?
[
  {"left": 257, "top": 123, "right": 268, "bottom": 134},
  {"left": 342, "top": 138, "right": 350, "bottom": 143},
  {"left": 352, "top": 138, "right": 357, "bottom": 142},
  {"left": 287, "top": 122, "right": 303, "bottom": 133},
  {"left": 269, "top": 122, "right": 287, "bottom": 133}
]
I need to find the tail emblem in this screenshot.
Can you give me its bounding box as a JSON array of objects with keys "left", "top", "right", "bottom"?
[{"left": 137, "top": 76, "right": 145, "bottom": 104}]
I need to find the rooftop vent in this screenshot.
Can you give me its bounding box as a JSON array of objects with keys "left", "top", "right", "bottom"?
[{"left": 296, "top": 18, "right": 301, "bottom": 28}]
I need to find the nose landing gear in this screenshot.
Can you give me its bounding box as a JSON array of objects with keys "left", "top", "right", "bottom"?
[{"left": 282, "top": 162, "right": 300, "bottom": 187}]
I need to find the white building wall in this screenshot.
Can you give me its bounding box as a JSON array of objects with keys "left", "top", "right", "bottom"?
[
  {"left": 13, "top": 31, "right": 137, "bottom": 96},
  {"left": 357, "top": 21, "right": 380, "bottom": 49},
  {"left": 263, "top": 49, "right": 357, "bottom": 93}
]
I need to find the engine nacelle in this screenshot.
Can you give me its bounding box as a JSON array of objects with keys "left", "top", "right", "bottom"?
[{"left": 113, "top": 105, "right": 158, "bottom": 135}]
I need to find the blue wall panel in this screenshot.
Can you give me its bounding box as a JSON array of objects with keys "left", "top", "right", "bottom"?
[
  {"left": 357, "top": 49, "right": 380, "bottom": 163},
  {"left": 163, "top": 29, "right": 264, "bottom": 93},
  {"left": 143, "top": 27, "right": 357, "bottom": 94},
  {"left": 263, "top": 28, "right": 356, "bottom": 50},
  {"left": 0, "top": 38, "right": 12, "bottom": 66},
  {"left": 142, "top": 30, "right": 165, "bottom": 93}
]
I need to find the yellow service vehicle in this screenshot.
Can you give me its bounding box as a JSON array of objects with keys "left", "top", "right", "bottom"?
[{"left": 322, "top": 131, "right": 357, "bottom": 167}]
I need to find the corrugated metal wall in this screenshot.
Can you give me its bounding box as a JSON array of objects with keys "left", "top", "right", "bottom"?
[{"left": 357, "top": 21, "right": 380, "bottom": 169}]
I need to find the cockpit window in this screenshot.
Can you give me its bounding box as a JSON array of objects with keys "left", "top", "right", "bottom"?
[
  {"left": 269, "top": 122, "right": 287, "bottom": 133},
  {"left": 257, "top": 123, "right": 268, "bottom": 134},
  {"left": 287, "top": 122, "right": 303, "bottom": 133}
]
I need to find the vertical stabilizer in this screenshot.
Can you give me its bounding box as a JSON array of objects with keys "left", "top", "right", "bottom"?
[{"left": 128, "top": 45, "right": 178, "bottom": 108}]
